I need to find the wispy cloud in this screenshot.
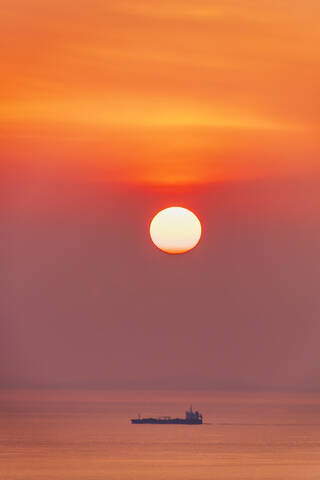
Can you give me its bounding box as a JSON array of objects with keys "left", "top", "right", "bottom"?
[{"left": 1, "top": 0, "right": 319, "bottom": 183}]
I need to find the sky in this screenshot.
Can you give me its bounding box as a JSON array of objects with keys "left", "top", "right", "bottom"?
[{"left": 1, "top": 0, "right": 320, "bottom": 390}]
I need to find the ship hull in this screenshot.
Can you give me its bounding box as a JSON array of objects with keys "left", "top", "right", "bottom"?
[{"left": 131, "top": 418, "right": 202, "bottom": 424}]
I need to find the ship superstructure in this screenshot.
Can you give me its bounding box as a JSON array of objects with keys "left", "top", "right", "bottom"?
[{"left": 131, "top": 406, "right": 203, "bottom": 424}]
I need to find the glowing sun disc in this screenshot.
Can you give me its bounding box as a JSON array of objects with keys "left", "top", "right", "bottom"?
[{"left": 150, "top": 206, "right": 202, "bottom": 254}]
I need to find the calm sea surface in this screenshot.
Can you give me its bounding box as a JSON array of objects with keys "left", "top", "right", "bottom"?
[{"left": 1, "top": 390, "right": 320, "bottom": 480}]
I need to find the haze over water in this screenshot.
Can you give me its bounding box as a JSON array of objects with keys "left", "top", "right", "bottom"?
[{"left": 1, "top": 390, "right": 320, "bottom": 480}]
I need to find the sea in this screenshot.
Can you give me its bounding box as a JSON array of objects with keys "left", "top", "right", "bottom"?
[{"left": 1, "top": 389, "right": 320, "bottom": 480}]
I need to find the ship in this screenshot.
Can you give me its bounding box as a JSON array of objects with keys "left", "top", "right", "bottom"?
[{"left": 131, "top": 406, "right": 203, "bottom": 424}]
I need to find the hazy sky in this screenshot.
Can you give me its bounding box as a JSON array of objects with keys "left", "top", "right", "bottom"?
[{"left": 1, "top": 0, "right": 320, "bottom": 390}]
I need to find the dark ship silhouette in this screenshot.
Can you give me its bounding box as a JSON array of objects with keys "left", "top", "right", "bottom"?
[{"left": 131, "top": 406, "right": 203, "bottom": 424}]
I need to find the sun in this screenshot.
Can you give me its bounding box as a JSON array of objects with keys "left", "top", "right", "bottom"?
[{"left": 150, "top": 207, "right": 202, "bottom": 254}]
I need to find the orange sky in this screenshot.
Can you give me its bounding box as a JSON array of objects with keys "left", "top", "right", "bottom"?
[
  {"left": 2, "top": 1, "right": 320, "bottom": 393},
  {"left": 1, "top": 0, "right": 320, "bottom": 184}
]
